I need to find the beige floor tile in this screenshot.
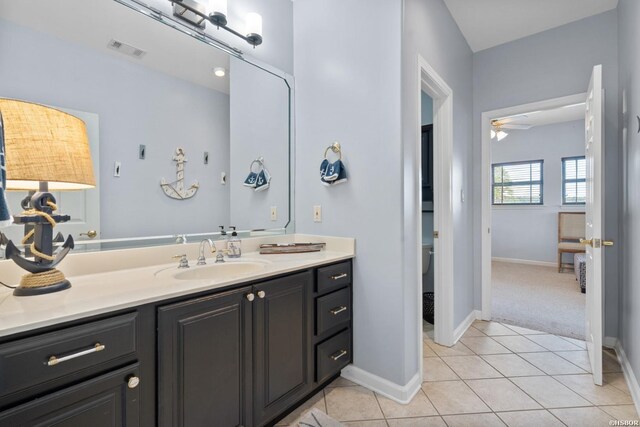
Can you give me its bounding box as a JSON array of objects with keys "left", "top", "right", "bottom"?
[
  {"left": 462, "top": 326, "right": 486, "bottom": 337},
  {"left": 441, "top": 356, "right": 502, "bottom": 379},
  {"left": 275, "top": 392, "right": 325, "bottom": 425},
  {"left": 325, "top": 386, "right": 384, "bottom": 422},
  {"left": 472, "top": 321, "right": 518, "bottom": 336},
  {"left": 603, "top": 350, "right": 623, "bottom": 373},
  {"left": 423, "top": 357, "right": 459, "bottom": 382},
  {"left": 492, "top": 335, "right": 548, "bottom": 353},
  {"left": 344, "top": 421, "right": 388, "bottom": 427},
  {"left": 604, "top": 372, "right": 632, "bottom": 395},
  {"left": 501, "top": 324, "right": 547, "bottom": 335},
  {"left": 554, "top": 374, "right": 633, "bottom": 405},
  {"left": 510, "top": 376, "right": 592, "bottom": 408},
  {"left": 526, "top": 334, "right": 584, "bottom": 351},
  {"left": 519, "top": 352, "right": 588, "bottom": 375},
  {"left": 496, "top": 410, "right": 564, "bottom": 427},
  {"left": 466, "top": 378, "right": 542, "bottom": 412},
  {"left": 549, "top": 407, "right": 614, "bottom": 427},
  {"left": 387, "top": 417, "right": 446, "bottom": 427},
  {"left": 326, "top": 377, "right": 358, "bottom": 388},
  {"left": 421, "top": 380, "right": 491, "bottom": 415},
  {"left": 599, "top": 404, "right": 640, "bottom": 420},
  {"left": 423, "top": 341, "right": 437, "bottom": 358},
  {"left": 558, "top": 336, "right": 587, "bottom": 349},
  {"left": 481, "top": 354, "right": 545, "bottom": 377},
  {"left": 442, "top": 413, "right": 506, "bottom": 426},
  {"left": 459, "top": 337, "right": 512, "bottom": 355},
  {"left": 376, "top": 390, "right": 438, "bottom": 418},
  {"left": 424, "top": 340, "right": 474, "bottom": 357},
  {"left": 554, "top": 350, "right": 592, "bottom": 372}
]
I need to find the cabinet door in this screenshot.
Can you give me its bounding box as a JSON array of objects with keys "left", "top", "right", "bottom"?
[
  {"left": 0, "top": 364, "right": 140, "bottom": 427},
  {"left": 253, "top": 271, "right": 313, "bottom": 426},
  {"left": 158, "top": 287, "right": 253, "bottom": 427}
]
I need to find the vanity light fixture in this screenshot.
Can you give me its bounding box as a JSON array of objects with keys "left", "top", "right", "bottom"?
[
  {"left": 213, "top": 67, "right": 226, "bottom": 77},
  {"left": 171, "top": 0, "right": 263, "bottom": 47}
]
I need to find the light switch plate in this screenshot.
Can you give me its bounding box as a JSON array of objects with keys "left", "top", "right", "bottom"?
[
  {"left": 114, "top": 161, "right": 121, "bottom": 177},
  {"left": 270, "top": 206, "right": 277, "bottom": 221},
  {"left": 313, "top": 205, "right": 322, "bottom": 223}
]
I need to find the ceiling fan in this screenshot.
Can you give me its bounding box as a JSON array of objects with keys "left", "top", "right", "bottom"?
[{"left": 491, "top": 114, "right": 533, "bottom": 141}]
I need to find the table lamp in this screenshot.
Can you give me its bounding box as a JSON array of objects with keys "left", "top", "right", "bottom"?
[{"left": 0, "top": 99, "right": 95, "bottom": 296}]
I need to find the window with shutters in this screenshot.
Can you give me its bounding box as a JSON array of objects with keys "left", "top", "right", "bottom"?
[{"left": 492, "top": 160, "right": 544, "bottom": 205}]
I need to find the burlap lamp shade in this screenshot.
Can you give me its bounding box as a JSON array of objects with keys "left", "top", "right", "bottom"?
[{"left": 0, "top": 98, "right": 95, "bottom": 191}]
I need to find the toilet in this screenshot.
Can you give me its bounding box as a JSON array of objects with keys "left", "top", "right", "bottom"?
[{"left": 422, "top": 244, "right": 433, "bottom": 274}]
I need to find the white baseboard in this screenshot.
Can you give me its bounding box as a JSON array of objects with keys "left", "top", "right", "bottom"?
[
  {"left": 492, "top": 257, "right": 556, "bottom": 268},
  {"left": 341, "top": 365, "right": 421, "bottom": 404},
  {"left": 453, "top": 310, "right": 480, "bottom": 343},
  {"left": 604, "top": 336, "right": 618, "bottom": 349},
  {"left": 614, "top": 341, "right": 640, "bottom": 415}
]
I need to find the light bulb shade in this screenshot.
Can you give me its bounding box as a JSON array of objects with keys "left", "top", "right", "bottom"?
[
  {"left": 208, "top": 0, "right": 227, "bottom": 16},
  {"left": 496, "top": 130, "right": 508, "bottom": 141},
  {"left": 246, "top": 12, "right": 263, "bottom": 37},
  {"left": 0, "top": 99, "right": 95, "bottom": 191}
]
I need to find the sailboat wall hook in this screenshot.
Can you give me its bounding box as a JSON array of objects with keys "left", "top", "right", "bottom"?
[{"left": 160, "top": 147, "right": 200, "bottom": 200}]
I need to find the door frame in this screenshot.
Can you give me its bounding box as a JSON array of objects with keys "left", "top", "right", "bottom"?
[
  {"left": 416, "top": 55, "right": 455, "bottom": 348},
  {"left": 480, "top": 92, "right": 588, "bottom": 320}
]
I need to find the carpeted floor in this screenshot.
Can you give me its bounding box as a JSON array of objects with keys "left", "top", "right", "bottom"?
[{"left": 491, "top": 261, "right": 586, "bottom": 339}]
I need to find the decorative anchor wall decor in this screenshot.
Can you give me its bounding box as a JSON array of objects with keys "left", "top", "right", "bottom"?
[{"left": 160, "top": 147, "right": 199, "bottom": 200}]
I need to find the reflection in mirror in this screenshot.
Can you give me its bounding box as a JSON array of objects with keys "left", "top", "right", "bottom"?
[{"left": 0, "top": 0, "right": 291, "bottom": 252}]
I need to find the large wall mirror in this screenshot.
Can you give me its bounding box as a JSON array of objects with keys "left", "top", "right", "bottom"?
[{"left": 0, "top": 0, "right": 292, "bottom": 251}]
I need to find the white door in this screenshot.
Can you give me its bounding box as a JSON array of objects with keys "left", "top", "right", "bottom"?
[
  {"left": 584, "top": 64, "right": 608, "bottom": 386},
  {"left": 2, "top": 107, "right": 100, "bottom": 246}
]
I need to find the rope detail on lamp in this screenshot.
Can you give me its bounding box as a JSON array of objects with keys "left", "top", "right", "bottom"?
[{"left": 0, "top": 99, "right": 95, "bottom": 296}]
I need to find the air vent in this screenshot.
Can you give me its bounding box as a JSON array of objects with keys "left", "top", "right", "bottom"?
[{"left": 107, "top": 39, "right": 147, "bottom": 59}]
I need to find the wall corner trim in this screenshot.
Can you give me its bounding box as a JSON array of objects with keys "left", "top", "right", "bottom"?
[
  {"left": 614, "top": 341, "right": 640, "bottom": 415},
  {"left": 452, "top": 310, "right": 481, "bottom": 343},
  {"left": 340, "top": 365, "right": 421, "bottom": 404}
]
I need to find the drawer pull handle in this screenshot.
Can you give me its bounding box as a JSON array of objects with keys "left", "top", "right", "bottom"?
[
  {"left": 330, "top": 306, "right": 348, "bottom": 315},
  {"left": 330, "top": 349, "right": 348, "bottom": 361},
  {"left": 47, "top": 343, "right": 105, "bottom": 366},
  {"left": 330, "top": 273, "right": 348, "bottom": 280}
]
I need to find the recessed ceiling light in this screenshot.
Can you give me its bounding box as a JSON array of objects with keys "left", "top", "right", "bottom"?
[{"left": 213, "top": 67, "right": 226, "bottom": 77}]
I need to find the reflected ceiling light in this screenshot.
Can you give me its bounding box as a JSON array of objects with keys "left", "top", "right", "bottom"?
[
  {"left": 213, "top": 67, "right": 226, "bottom": 77},
  {"left": 496, "top": 130, "right": 508, "bottom": 141},
  {"left": 171, "top": 0, "right": 263, "bottom": 47}
]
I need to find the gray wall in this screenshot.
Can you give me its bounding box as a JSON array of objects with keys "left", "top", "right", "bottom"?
[
  {"left": 491, "top": 120, "right": 585, "bottom": 264},
  {"left": 404, "top": 0, "right": 475, "bottom": 340},
  {"left": 472, "top": 10, "right": 620, "bottom": 338},
  {"left": 294, "top": 0, "right": 406, "bottom": 385},
  {"left": 229, "top": 57, "right": 290, "bottom": 230},
  {"left": 421, "top": 91, "right": 433, "bottom": 126},
  {"left": 618, "top": 0, "right": 640, "bottom": 396},
  {"left": 0, "top": 18, "right": 230, "bottom": 239}
]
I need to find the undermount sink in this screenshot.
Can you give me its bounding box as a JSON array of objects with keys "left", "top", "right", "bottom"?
[{"left": 171, "top": 261, "right": 267, "bottom": 281}]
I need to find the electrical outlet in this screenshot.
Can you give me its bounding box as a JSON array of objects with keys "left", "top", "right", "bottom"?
[
  {"left": 313, "top": 205, "right": 322, "bottom": 223},
  {"left": 270, "top": 206, "right": 277, "bottom": 221},
  {"left": 114, "top": 161, "right": 121, "bottom": 177},
  {"left": 220, "top": 172, "right": 226, "bottom": 185}
]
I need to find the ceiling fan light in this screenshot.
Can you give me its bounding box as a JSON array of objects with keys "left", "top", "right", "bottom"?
[
  {"left": 496, "top": 130, "right": 508, "bottom": 141},
  {"left": 490, "top": 129, "right": 496, "bottom": 139}
]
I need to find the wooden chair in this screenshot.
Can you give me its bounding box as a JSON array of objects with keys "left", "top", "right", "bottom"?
[{"left": 558, "top": 212, "right": 586, "bottom": 272}]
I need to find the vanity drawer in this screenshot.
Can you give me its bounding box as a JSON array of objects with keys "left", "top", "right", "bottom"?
[
  {"left": 0, "top": 312, "right": 138, "bottom": 399},
  {"left": 316, "top": 288, "right": 351, "bottom": 336},
  {"left": 316, "top": 330, "right": 351, "bottom": 384},
  {"left": 317, "top": 261, "right": 351, "bottom": 294}
]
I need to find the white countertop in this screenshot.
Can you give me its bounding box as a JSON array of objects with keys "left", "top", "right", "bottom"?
[{"left": 0, "top": 235, "right": 355, "bottom": 338}]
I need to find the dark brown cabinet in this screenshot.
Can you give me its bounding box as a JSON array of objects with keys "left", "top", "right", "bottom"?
[{"left": 158, "top": 286, "right": 253, "bottom": 427}]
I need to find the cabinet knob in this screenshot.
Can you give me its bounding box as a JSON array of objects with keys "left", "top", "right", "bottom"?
[
  {"left": 246, "top": 293, "right": 255, "bottom": 302},
  {"left": 127, "top": 376, "right": 140, "bottom": 389},
  {"left": 257, "top": 290, "right": 266, "bottom": 299}
]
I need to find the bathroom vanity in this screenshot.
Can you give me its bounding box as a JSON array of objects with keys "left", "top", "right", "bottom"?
[{"left": 0, "top": 242, "right": 354, "bottom": 427}]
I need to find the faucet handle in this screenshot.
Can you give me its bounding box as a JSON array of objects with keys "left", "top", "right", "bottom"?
[
  {"left": 215, "top": 249, "right": 228, "bottom": 263},
  {"left": 173, "top": 254, "right": 190, "bottom": 269}
]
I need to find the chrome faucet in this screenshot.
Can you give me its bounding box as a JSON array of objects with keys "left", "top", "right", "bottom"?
[
  {"left": 197, "top": 239, "right": 216, "bottom": 265},
  {"left": 173, "top": 254, "right": 189, "bottom": 269}
]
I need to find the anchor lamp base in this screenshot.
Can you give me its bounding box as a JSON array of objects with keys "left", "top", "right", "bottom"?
[{"left": 13, "top": 278, "right": 71, "bottom": 296}]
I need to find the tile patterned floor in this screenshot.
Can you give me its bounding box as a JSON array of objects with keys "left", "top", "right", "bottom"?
[{"left": 276, "top": 321, "right": 639, "bottom": 426}]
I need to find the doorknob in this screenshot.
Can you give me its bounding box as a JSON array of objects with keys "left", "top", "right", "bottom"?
[
  {"left": 80, "top": 230, "right": 98, "bottom": 239},
  {"left": 580, "top": 238, "right": 613, "bottom": 248}
]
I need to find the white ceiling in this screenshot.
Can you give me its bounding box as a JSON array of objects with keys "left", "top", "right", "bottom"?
[
  {"left": 0, "top": 0, "right": 230, "bottom": 93},
  {"left": 444, "top": 0, "right": 618, "bottom": 52},
  {"left": 496, "top": 102, "right": 585, "bottom": 129}
]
